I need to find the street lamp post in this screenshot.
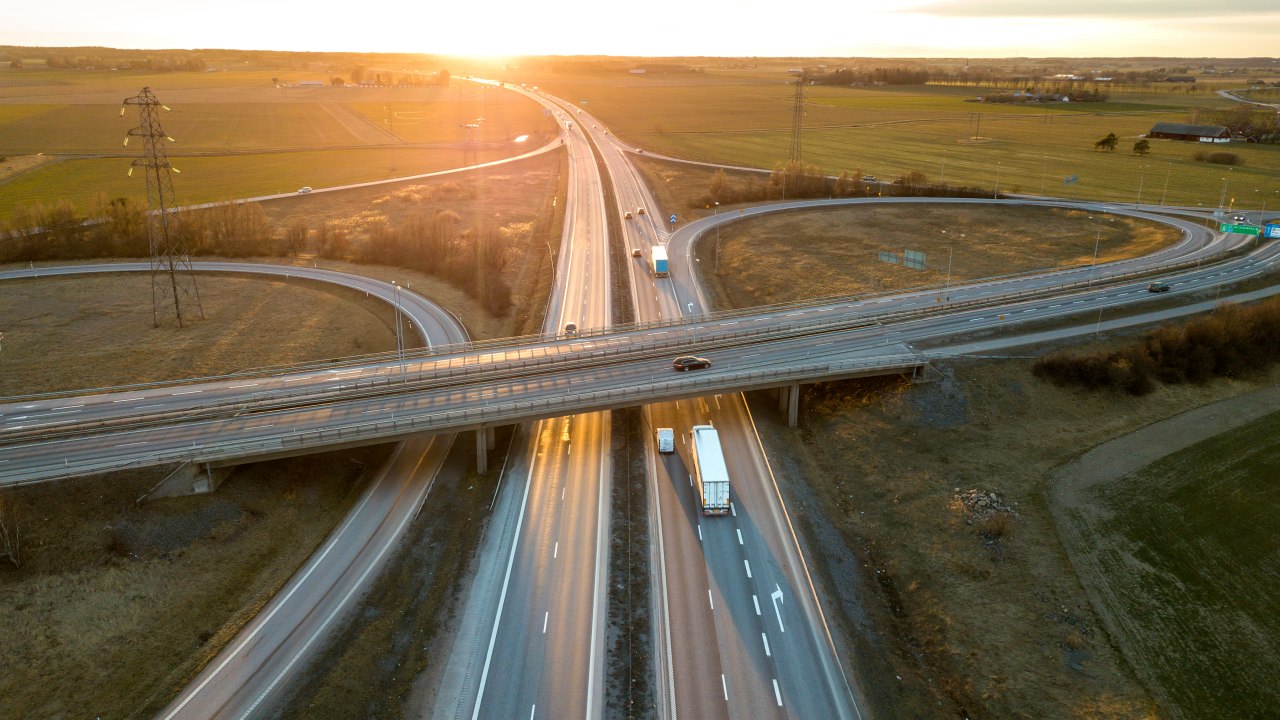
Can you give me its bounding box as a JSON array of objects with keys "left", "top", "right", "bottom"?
[
  {"left": 1089, "top": 229, "right": 1102, "bottom": 286},
  {"left": 940, "top": 151, "right": 947, "bottom": 185},
  {"left": 1160, "top": 161, "right": 1172, "bottom": 207},
  {"left": 714, "top": 201, "right": 721, "bottom": 269},
  {"left": 994, "top": 162, "right": 1002, "bottom": 199},
  {"left": 1040, "top": 155, "right": 1048, "bottom": 195},
  {"left": 1135, "top": 165, "right": 1147, "bottom": 207},
  {"left": 1219, "top": 176, "right": 1230, "bottom": 213}
]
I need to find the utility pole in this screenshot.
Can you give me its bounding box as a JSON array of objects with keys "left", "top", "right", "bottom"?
[
  {"left": 789, "top": 77, "right": 804, "bottom": 164},
  {"left": 123, "top": 87, "right": 203, "bottom": 328}
]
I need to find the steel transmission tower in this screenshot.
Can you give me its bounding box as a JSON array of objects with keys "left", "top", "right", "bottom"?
[
  {"left": 123, "top": 87, "right": 204, "bottom": 328},
  {"left": 789, "top": 78, "right": 805, "bottom": 163}
]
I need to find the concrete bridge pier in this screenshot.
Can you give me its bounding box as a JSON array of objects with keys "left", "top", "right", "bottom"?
[
  {"left": 476, "top": 426, "right": 497, "bottom": 473},
  {"left": 140, "top": 460, "right": 233, "bottom": 503},
  {"left": 785, "top": 383, "right": 801, "bottom": 428}
]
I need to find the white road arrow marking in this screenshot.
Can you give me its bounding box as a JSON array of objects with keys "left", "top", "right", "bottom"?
[{"left": 771, "top": 584, "right": 786, "bottom": 633}]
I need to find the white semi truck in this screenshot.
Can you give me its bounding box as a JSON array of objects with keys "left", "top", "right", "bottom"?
[{"left": 690, "top": 425, "right": 730, "bottom": 515}]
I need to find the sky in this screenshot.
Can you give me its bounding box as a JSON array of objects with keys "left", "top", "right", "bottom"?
[{"left": 4, "top": 0, "right": 1279, "bottom": 59}]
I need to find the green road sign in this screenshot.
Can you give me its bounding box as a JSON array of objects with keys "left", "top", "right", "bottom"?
[{"left": 1220, "top": 223, "right": 1262, "bottom": 235}]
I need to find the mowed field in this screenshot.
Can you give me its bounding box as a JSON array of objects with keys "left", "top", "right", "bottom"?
[
  {"left": 1054, "top": 408, "right": 1280, "bottom": 720},
  {"left": 530, "top": 70, "right": 1280, "bottom": 208},
  {"left": 0, "top": 77, "right": 554, "bottom": 221}
]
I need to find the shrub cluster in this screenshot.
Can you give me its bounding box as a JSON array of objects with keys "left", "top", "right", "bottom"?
[
  {"left": 0, "top": 196, "right": 516, "bottom": 316},
  {"left": 1033, "top": 299, "right": 1280, "bottom": 395},
  {"left": 688, "top": 163, "right": 993, "bottom": 209},
  {"left": 1193, "top": 151, "right": 1241, "bottom": 166}
]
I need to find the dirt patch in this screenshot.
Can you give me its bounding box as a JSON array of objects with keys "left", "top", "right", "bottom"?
[
  {"left": 0, "top": 446, "right": 388, "bottom": 720},
  {"left": 0, "top": 152, "right": 54, "bottom": 181}
]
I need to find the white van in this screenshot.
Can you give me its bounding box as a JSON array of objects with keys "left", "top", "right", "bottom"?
[{"left": 656, "top": 428, "right": 675, "bottom": 453}]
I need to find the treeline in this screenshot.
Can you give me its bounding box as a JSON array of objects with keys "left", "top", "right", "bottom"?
[
  {"left": 1033, "top": 299, "right": 1280, "bottom": 395},
  {"left": 44, "top": 55, "right": 208, "bottom": 72},
  {"left": 813, "top": 67, "right": 930, "bottom": 86},
  {"left": 1188, "top": 105, "right": 1280, "bottom": 144},
  {"left": 0, "top": 197, "right": 514, "bottom": 315},
  {"left": 688, "top": 161, "right": 994, "bottom": 209}
]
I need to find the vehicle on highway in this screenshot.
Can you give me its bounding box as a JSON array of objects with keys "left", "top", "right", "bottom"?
[
  {"left": 672, "top": 355, "right": 711, "bottom": 371},
  {"left": 631, "top": 248, "right": 643, "bottom": 258},
  {"left": 651, "top": 246, "right": 669, "bottom": 277},
  {"left": 563, "top": 322, "right": 579, "bottom": 335},
  {"left": 636, "top": 207, "right": 645, "bottom": 215},
  {"left": 656, "top": 427, "right": 674, "bottom": 453},
  {"left": 624, "top": 211, "right": 633, "bottom": 219},
  {"left": 690, "top": 425, "right": 731, "bottom": 515},
  {"left": 1232, "top": 214, "right": 1247, "bottom": 222},
  {"left": 1148, "top": 281, "right": 1171, "bottom": 293},
  {"left": 860, "top": 175, "right": 876, "bottom": 183},
  {"left": 297, "top": 186, "right": 312, "bottom": 193}
]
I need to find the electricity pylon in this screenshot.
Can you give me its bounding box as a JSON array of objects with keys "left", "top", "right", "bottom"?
[{"left": 123, "top": 87, "right": 203, "bottom": 328}]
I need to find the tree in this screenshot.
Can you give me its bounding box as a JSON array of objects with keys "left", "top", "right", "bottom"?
[
  {"left": 1133, "top": 139, "right": 1151, "bottom": 156},
  {"left": 330, "top": 76, "right": 345, "bottom": 87},
  {"left": 1094, "top": 133, "right": 1119, "bottom": 152},
  {"left": 350, "top": 66, "right": 366, "bottom": 84},
  {"left": 436, "top": 69, "right": 451, "bottom": 87}
]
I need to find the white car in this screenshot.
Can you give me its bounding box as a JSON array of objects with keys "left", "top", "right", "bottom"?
[{"left": 297, "top": 186, "right": 312, "bottom": 194}]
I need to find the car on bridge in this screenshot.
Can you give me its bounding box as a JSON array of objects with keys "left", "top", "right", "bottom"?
[
  {"left": 297, "top": 186, "right": 312, "bottom": 194},
  {"left": 632, "top": 248, "right": 643, "bottom": 258},
  {"left": 624, "top": 211, "right": 633, "bottom": 219},
  {"left": 1148, "top": 281, "right": 1171, "bottom": 293},
  {"left": 672, "top": 355, "right": 712, "bottom": 371}
]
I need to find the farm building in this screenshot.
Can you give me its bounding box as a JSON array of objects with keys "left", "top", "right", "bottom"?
[{"left": 1148, "top": 122, "right": 1231, "bottom": 142}]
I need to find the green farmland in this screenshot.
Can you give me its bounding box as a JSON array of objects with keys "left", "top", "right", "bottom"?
[
  {"left": 531, "top": 73, "right": 1280, "bottom": 209},
  {"left": 1057, "top": 411, "right": 1280, "bottom": 720}
]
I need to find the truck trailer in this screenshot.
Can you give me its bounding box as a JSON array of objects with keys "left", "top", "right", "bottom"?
[
  {"left": 690, "top": 425, "right": 730, "bottom": 515},
  {"left": 651, "top": 246, "right": 669, "bottom": 277}
]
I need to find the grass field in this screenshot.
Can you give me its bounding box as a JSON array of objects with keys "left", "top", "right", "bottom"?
[
  {"left": 531, "top": 72, "right": 1280, "bottom": 208},
  {"left": 1056, "top": 412, "right": 1280, "bottom": 720},
  {"left": 692, "top": 203, "right": 1180, "bottom": 306},
  {"left": 0, "top": 144, "right": 546, "bottom": 220}
]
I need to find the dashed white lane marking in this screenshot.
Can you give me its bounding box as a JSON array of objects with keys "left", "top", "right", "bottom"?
[
  {"left": 753, "top": 595, "right": 761, "bottom": 616},
  {"left": 245, "top": 424, "right": 274, "bottom": 430},
  {"left": 553, "top": 542, "right": 559, "bottom": 559},
  {"left": 697, "top": 524, "right": 703, "bottom": 542},
  {"left": 736, "top": 529, "right": 744, "bottom": 545},
  {"left": 362, "top": 408, "right": 387, "bottom": 414},
  {"left": 542, "top": 612, "right": 549, "bottom": 634},
  {"left": 53, "top": 404, "right": 84, "bottom": 409},
  {"left": 773, "top": 678, "right": 783, "bottom": 706},
  {"left": 762, "top": 633, "right": 772, "bottom": 657},
  {"left": 282, "top": 376, "right": 312, "bottom": 382},
  {"left": 115, "top": 441, "right": 148, "bottom": 448},
  {"left": 229, "top": 383, "right": 260, "bottom": 389},
  {"left": 708, "top": 589, "right": 715, "bottom": 610},
  {"left": 111, "top": 397, "right": 143, "bottom": 403},
  {"left": 172, "top": 390, "right": 202, "bottom": 396},
  {"left": 722, "top": 675, "right": 728, "bottom": 701},
  {"left": 744, "top": 559, "right": 753, "bottom": 579},
  {"left": 730, "top": 502, "right": 737, "bottom": 517}
]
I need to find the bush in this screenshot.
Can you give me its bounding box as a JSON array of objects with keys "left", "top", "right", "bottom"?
[
  {"left": 1033, "top": 298, "right": 1280, "bottom": 395},
  {"left": 1193, "top": 151, "right": 1241, "bottom": 166}
]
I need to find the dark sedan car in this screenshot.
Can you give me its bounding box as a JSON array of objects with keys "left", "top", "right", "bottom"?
[
  {"left": 672, "top": 355, "right": 712, "bottom": 371},
  {"left": 1148, "top": 281, "right": 1171, "bottom": 293}
]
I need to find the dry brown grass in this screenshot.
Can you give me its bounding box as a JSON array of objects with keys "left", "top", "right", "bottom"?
[
  {"left": 0, "top": 446, "right": 390, "bottom": 719},
  {"left": 696, "top": 203, "right": 1179, "bottom": 308},
  {"left": 750, "top": 357, "right": 1280, "bottom": 719},
  {"left": 0, "top": 272, "right": 399, "bottom": 395}
]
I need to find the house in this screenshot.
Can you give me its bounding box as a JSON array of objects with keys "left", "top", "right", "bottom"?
[{"left": 1148, "top": 122, "right": 1231, "bottom": 142}]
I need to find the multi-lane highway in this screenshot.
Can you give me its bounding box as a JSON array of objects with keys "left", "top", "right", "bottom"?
[{"left": 3, "top": 79, "right": 1277, "bottom": 720}]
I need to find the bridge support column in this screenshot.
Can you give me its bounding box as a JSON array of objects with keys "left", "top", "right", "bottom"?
[
  {"left": 777, "top": 387, "right": 789, "bottom": 413},
  {"left": 476, "top": 428, "right": 489, "bottom": 474},
  {"left": 140, "top": 461, "right": 232, "bottom": 503},
  {"left": 485, "top": 426, "right": 496, "bottom": 451},
  {"left": 786, "top": 383, "right": 801, "bottom": 428}
]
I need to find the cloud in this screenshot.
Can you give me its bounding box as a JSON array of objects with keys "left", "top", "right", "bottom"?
[{"left": 916, "top": 0, "right": 1280, "bottom": 18}]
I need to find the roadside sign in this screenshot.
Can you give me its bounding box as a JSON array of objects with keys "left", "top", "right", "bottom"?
[
  {"left": 669, "top": 214, "right": 678, "bottom": 224},
  {"left": 1220, "top": 223, "right": 1262, "bottom": 235},
  {"left": 904, "top": 249, "right": 927, "bottom": 270},
  {"left": 1264, "top": 224, "right": 1280, "bottom": 239}
]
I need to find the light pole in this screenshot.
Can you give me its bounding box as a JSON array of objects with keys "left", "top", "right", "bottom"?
[
  {"left": 714, "top": 201, "right": 722, "bottom": 269},
  {"left": 1040, "top": 155, "right": 1048, "bottom": 195},
  {"left": 391, "top": 281, "right": 406, "bottom": 385},
  {"left": 1159, "top": 161, "right": 1172, "bottom": 207},
  {"left": 1089, "top": 228, "right": 1102, "bottom": 286},
  {"left": 1135, "top": 165, "right": 1147, "bottom": 208},
  {"left": 939, "top": 150, "right": 947, "bottom": 185},
  {"left": 1219, "top": 176, "right": 1229, "bottom": 213},
  {"left": 994, "top": 162, "right": 1002, "bottom": 199}
]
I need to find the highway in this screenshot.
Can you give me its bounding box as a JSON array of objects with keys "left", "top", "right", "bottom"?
[
  {"left": 427, "top": 93, "right": 613, "bottom": 719},
  {"left": 2, "top": 81, "right": 1277, "bottom": 720}
]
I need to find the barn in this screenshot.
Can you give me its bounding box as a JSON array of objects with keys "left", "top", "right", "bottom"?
[{"left": 1148, "top": 122, "right": 1231, "bottom": 143}]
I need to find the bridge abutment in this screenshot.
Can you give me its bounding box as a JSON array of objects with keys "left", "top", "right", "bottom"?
[{"left": 140, "top": 460, "right": 233, "bottom": 503}]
